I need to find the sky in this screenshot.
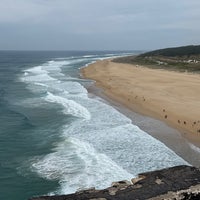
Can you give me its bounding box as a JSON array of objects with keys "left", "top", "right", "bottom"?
[{"left": 0, "top": 0, "right": 200, "bottom": 51}]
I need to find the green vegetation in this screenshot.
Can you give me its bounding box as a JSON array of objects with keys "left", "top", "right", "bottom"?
[
  {"left": 114, "top": 45, "right": 200, "bottom": 73},
  {"left": 138, "top": 45, "right": 200, "bottom": 57}
]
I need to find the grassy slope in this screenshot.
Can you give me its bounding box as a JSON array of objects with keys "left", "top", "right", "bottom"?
[{"left": 114, "top": 45, "right": 200, "bottom": 72}]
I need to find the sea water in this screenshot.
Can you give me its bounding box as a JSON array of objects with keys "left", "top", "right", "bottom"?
[{"left": 0, "top": 51, "right": 187, "bottom": 200}]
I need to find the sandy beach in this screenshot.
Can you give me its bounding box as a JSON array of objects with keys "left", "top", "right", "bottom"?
[{"left": 81, "top": 59, "right": 200, "bottom": 149}]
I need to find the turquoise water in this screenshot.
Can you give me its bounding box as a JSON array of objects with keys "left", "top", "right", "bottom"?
[{"left": 0, "top": 51, "right": 187, "bottom": 200}]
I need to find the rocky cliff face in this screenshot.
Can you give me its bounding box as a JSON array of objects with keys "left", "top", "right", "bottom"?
[{"left": 30, "top": 165, "right": 200, "bottom": 200}]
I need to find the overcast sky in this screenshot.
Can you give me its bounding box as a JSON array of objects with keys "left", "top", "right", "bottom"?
[{"left": 0, "top": 0, "right": 199, "bottom": 50}]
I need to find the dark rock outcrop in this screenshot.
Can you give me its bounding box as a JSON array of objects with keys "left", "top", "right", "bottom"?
[{"left": 30, "top": 165, "right": 200, "bottom": 200}]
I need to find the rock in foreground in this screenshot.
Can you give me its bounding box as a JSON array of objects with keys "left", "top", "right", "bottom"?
[{"left": 30, "top": 165, "right": 200, "bottom": 200}]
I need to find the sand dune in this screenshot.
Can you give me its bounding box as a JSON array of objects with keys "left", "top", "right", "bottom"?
[{"left": 81, "top": 59, "right": 200, "bottom": 146}]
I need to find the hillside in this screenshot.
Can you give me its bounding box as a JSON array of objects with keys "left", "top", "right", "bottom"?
[
  {"left": 114, "top": 45, "right": 200, "bottom": 72},
  {"left": 139, "top": 45, "right": 200, "bottom": 57}
]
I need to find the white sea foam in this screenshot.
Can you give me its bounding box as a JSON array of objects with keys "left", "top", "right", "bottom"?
[
  {"left": 189, "top": 143, "right": 200, "bottom": 153},
  {"left": 79, "top": 61, "right": 96, "bottom": 69},
  {"left": 44, "top": 92, "right": 91, "bottom": 120},
  {"left": 43, "top": 60, "right": 69, "bottom": 73},
  {"left": 83, "top": 55, "right": 96, "bottom": 58},
  {"left": 31, "top": 137, "right": 133, "bottom": 194},
  {"left": 21, "top": 65, "right": 57, "bottom": 83},
  {"left": 62, "top": 81, "right": 88, "bottom": 94},
  {"left": 62, "top": 97, "right": 188, "bottom": 174},
  {"left": 47, "top": 60, "right": 70, "bottom": 66},
  {"left": 21, "top": 53, "right": 189, "bottom": 196},
  {"left": 33, "top": 82, "right": 48, "bottom": 87},
  {"left": 20, "top": 61, "right": 68, "bottom": 92},
  {"left": 66, "top": 58, "right": 94, "bottom": 65},
  {"left": 25, "top": 66, "right": 44, "bottom": 74},
  {"left": 21, "top": 73, "right": 57, "bottom": 83}
]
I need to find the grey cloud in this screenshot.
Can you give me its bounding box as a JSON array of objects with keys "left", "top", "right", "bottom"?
[{"left": 0, "top": 0, "right": 199, "bottom": 50}]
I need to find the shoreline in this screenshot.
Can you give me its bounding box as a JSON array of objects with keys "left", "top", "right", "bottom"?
[{"left": 81, "top": 59, "right": 200, "bottom": 166}]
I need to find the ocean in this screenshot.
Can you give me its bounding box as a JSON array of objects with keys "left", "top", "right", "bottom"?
[{"left": 0, "top": 51, "right": 187, "bottom": 200}]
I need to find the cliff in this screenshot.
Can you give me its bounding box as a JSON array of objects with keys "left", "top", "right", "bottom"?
[{"left": 30, "top": 165, "right": 200, "bottom": 200}]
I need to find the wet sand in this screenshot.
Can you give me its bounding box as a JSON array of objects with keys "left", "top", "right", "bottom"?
[{"left": 81, "top": 59, "right": 200, "bottom": 166}]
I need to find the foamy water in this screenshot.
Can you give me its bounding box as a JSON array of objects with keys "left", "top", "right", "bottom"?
[{"left": 19, "top": 53, "right": 188, "bottom": 195}]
